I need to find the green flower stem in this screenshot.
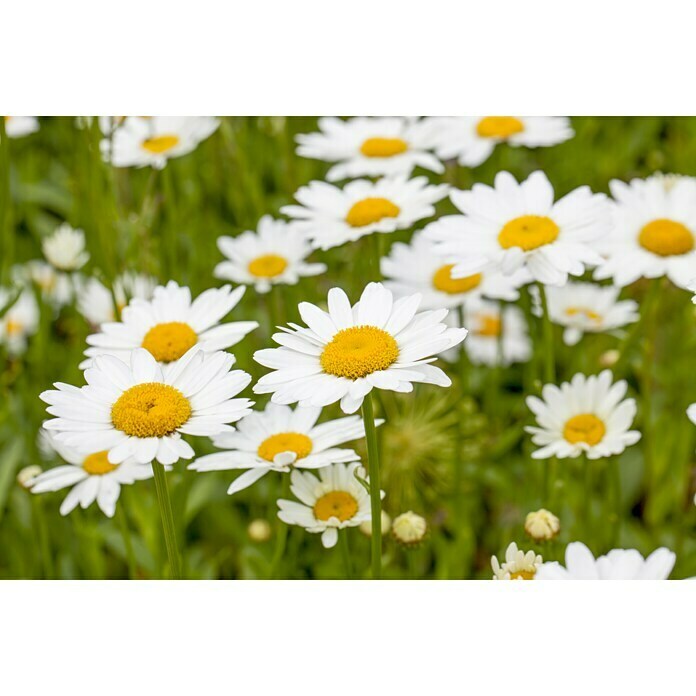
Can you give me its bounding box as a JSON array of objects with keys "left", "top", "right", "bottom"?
[
  {"left": 31, "top": 495, "right": 54, "bottom": 580},
  {"left": 454, "top": 305, "right": 468, "bottom": 499},
  {"left": 361, "top": 392, "right": 382, "bottom": 579},
  {"left": 536, "top": 282, "right": 555, "bottom": 384},
  {"left": 270, "top": 475, "right": 290, "bottom": 579},
  {"left": 339, "top": 529, "right": 352, "bottom": 580},
  {"left": 370, "top": 233, "right": 382, "bottom": 280},
  {"left": 610, "top": 459, "right": 621, "bottom": 548},
  {"left": 151, "top": 462, "right": 182, "bottom": 580},
  {"left": 615, "top": 278, "right": 662, "bottom": 372},
  {"left": 117, "top": 499, "right": 137, "bottom": 579}
]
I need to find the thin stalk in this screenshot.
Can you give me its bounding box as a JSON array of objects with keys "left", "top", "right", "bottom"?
[
  {"left": 454, "top": 305, "right": 468, "bottom": 498},
  {"left": 32, "top": 496, "right": 54, "bottom": 579},
  {"left": 615, "top": 279, "right": 662, "bottom": 372},
  {"left": 361, "top": 392, "right": 382, "bottom": 579},
  {"left": 339, "top": 529, "right": 352, "bottom": 580},
  {"left": 610, "top": 459, "right": 621, "bottom": 548},
  {"left": 151, "top": 462, "right": 182, "bottom": 579},
  {"left": 583, "top": 454, "right": 593, "bottom": 543},
  {"left": 370, "top": 233, "right": 383, "bottom": 280},
  {"left": 117, "top": 501, "right": 137, "bottom": 579},
  {"left": 537, "top": 283, "right": 555, "bottom": 384},
  {"left": 270, "top": 475, "right": 290, "bottom": 578}
]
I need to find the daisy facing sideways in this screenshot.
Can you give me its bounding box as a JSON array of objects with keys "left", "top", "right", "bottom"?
[
  {"left": 81, "top": 280, "right": 257, "bottom": 371},
  {"left": 277, "top": 462, "right": 378, "bottom": 548},
  {"left": 594, "top": 174, "right": 696, "bottom": 289},
  {"left": 253, "top": 282, "right": 468, "bottom": 414},
  {"left": 295, "top": 116, "right": 444, "bottom": 181},
  {"left": 0, "top": 288, "right": 39, "bottom": 355},
  {"left": 30, "top": 430, "right": 160, "bottom": 518},
  {"left": 4, "top": 116, "right": 39, "bottom": 138},
  {"left": 282, "top": 176, "right": 448, "bottom": 251},
  {"left": 526, "top": 370, "right": 640, "bottom": 460},
  {"left": 101, "top": 116, "right": 220, "bottom": 169},
  {"left": 536, "top": 542, "right": 676, "bottom": 580},
  {"left": 427, "top": 116, "right": 573, "bottom": 168},
  {"left": 214, "top": 215, "right": 326, "bottom": 293},
  {"left": 491, "top": 542, "right": 543, "bottom": 580},
  {"left": 42, "top": 223, "right": 89, "bottom": 271},
  {"left": 381, "top": 232, "right": 530, "bottom": 310},
  {"left": 41, "top": 347, "right": 253, "bottom": 466},
  {"left": 424, "top": 171, "right": 611, "bottom": 286},
  {"left": 536, "top": 281, "right": 639, "bottom": 345}
]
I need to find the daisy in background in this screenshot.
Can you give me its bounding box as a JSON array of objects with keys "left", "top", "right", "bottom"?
[
  {"left": 101, "top": 116, "right": 220, "bottom": 169},
  {"left": 41, "top": 346, "right": 253, "bottom": 465},
  {"left": 3, "top": 116, "right": 39, "bottom": 138},
  {"left": 76, "top": 272, "right": 157, "bottom": 327},
  {"left": 214, "top": 215, "right": 326, "bottom": 293},
  {"left": 282, "top": 176, "right": 448, "bottom": 251},
  {"left": 535, "top": 281, "right": 639, "bottom": 345},
  {"left": 12, "top": 261, "right": 73, "bottom": 309},
  {"left": 536, "top": 541, "right": 676, "bottom": 580},
  {"left": 526, "top": 370, "right": 641, "bottom": 460},
  {"left": 0, "top": 288, "right": 39, "bottom": 355},
  {"left": 424, "top": 171, "right": 611, "bottom": 286},
  {"left": 190, "top": 402, "right": 374, "bottom": 494},
  {"left": 295, "top": 116, "right": 444, "bottom": 181},
  {"left": 254, "top": 282, "right": 467, "bottom": 414},
  {"left": 30, "top": 430, "right": 161, "bottom": 518},
  {"left": 427, "top": 116, "right": 573, "bottom": 168},
  {"left": 42, "top": 223, "right": 89, "bottom": 272},
  {"left": 382, "top": 231, "right": 530, "bottom": 310},
  {"left": 594, "top": 174, "right": 696, "bottom": 289},
  {"left": 277, "top": 462, "right": 377, "bottom": 548},
  {"left": 81, "top": 280, "right": 258, "bottom": 371},
  {"left": 491, "top": 542, "right": 543, "bottom": 580}
]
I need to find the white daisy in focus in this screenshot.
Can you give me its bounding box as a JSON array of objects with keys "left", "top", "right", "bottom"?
[
  {"left": 254, "top": 282, "right": 467, "bottom": 414},
  {"left": 277, "top": 462, "right": 376, "bottom": 548},
  {"left": 282, "top": 176, "right": 448, "bottom": 252},
  {"left": 76, "top": 272, "right": 157, "bottom": 327},
  {"left": 42, "top": 223, "right": 89, "bottom": 271},
  {"left": 424, "top": 171, "right": 611, "bottom": 286},
  {"left": 594, "top": 174, "right": 696, "bottom": 289},
  {"left": 382, "top": 232, "right": 530, "bottom": 310},
  {"left": 525, "top": 370, "right": 641, "bottom": 460},
  {"left": 0, "top": 288, "right": 39, "bottom": 355},
  {"left": 536, "top": 541, "right": 676, "bottom": 580},
  {"left": 190, "top": 402, "right": 372, "bottom": 494},
  {"left": 81, "top": 280, "right": 258, "bottom": 371},
  {"left": 30, "top": 430, "right": 159, "bottom": 517},
  {"left": 4, "top": 116, "right": 39, "bottom": 138},
  {"left": 295, "top": 117, "right": 444, "bottom": 182},
  {"left": 12, "top": 261, "right": 73, "bottom": 309},
  {"left": 427, "top": 116, "right": 573, "bottom": 168},
  {"left": 101, "top": 116, "right": 220, "bottom": 169},
  {"left": 536, "top": 281, "right": 639, "bottom": 345},
  {"left": 41, "top": 347, "right": 253, "bottom": 465},
  {"left": 214, "top": 215, "right": 326, "bottom": 293},
  {"left": 491, "top": 542, "right": 543, "bottom": 580}
]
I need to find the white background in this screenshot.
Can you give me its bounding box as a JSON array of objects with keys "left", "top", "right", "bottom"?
[{"left": 2, "top": 1, "right": 694, "bottom": 693}]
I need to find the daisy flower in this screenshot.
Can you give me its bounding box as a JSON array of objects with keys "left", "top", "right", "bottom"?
[
  {"left": 214, "top": 215, "right": 326, "bottom": 293},
  {"left": 253, "top": 282, "right": 468, "bottom": 414},
  {"left": 29, "top": 430, "right": 159, "bottom": 518},
  {"left": 525, "top": 370, "right": 641, "bottom": 460},
  {"left": 594, "top": 174, "right": 696, "bottom": 289},
  {"left": 190, "top": 402, "right": 371, "bottom": 494},
  {"left": 536, "top": 541, "right": 676, "bottom": 580},
  {"left": 537, "top": 281, "right": 639, "bottom": 345},
  {"left": 101, "top": 116, "right": 220, "bottom": 169},
  {"left": 277, "top": 462, "right": 376, "bottom": 548},
  {"left": 41, "top": 347, "right": 253, "bottom": 466},
  {"left": 42, "top": 223, "right": 89, "bottom": 271},
  {"left": 424, "top": 171, "right": 611, "bottom": 286},
  {"left": 0, "top": 288, "right": 39, "bottom": 355},
  {"left": 12, "top": 261, "right": 73, "bottom": 309},
  {"left": 77, "top": 272, "right": 157, "bottom": 327},
  {"left": 282, "top": 176, "right": 448, "bottom": 252},
  {"left": 381, "top": 232, "right": 530, "bottom": 310},
  {"left": 81, "top": 280, "right": 258, "bottom": 371},
  {"left": 428, "top": 116, "right": 573, "bottom": 168},
  {"left": 491, "top": 542, "right": 543, "bottom": 580},
  {"left": 3, "top": 116, "right": 39, "bottom": 138},
  {"left": 295, "top": 116, "right": 444, "bottom": 181}
]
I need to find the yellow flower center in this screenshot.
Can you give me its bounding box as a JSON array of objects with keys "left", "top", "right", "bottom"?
[
  {"left": 498, "top": 214, "right": 560, "bottom": 251},
  {"left": 247, "top": 254, "right": 288, "bottom": 278},
  {"left": 565, "top": 306, "right": 602, "bottom": 323},
  {"left": 257, "top": 432, "right": 313, "bottom": 462},
  {"left": 82, "top": 451, "right": 119, "bottom": 475},
  {"left": 359, "top": 137, "right": 408, "bottom": 158},
  {"left": 141, "top": 322, "right": 197, "bottom": 363},
  {"left": 477, "top": 314, "right": 501, "bottom": 337},
  {"left": 509, "top": 569, "right": 536, "bottom": 580},
  {"left": 345, "top": 197, "right": 400, "bottom": 228},
  {"left": 638, "top": 218, "right": 694, "bottom": 257},
  {"left": 432, "top": 265, "right": 482, "bottom": 294},
  {"left": 111, "top": 383, "right": 192, "bottom": 438},
  {"left": 476, "top": 116, "right": 525, "bottom": 139},
  {"left": 5, "top": 319, "right": 23, "bottom": 336},
  {"left": 320, "top": 325, "right": 399, "bottom": 380},
  {"left": 313, "top": 490, "right": 359, "bottom": 522},
  {"left": 563, "top": 413, "right": 606, "bottom": 446},
  {"left": 141, "top": 134, "right": 180, "bottom": 154}
]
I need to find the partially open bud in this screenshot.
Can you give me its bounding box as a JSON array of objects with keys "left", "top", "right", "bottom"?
[
  {"left": 247, "top": 519, "right": 272, "bottom": 543},
  {"left": 524, "top": 508, "right": 560, "bottom": 542},
  {"left": 17, "top": 465, "right": 42, "bottom": 490},
  {"left": 599, "top": 349, "right": 619, "bottom": 368},
  {"left": 360, "top": 510, "right": 391, "bottom": 537},
  {"left": 392, "top": 511, "right": 427, "bottom": 547}
]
